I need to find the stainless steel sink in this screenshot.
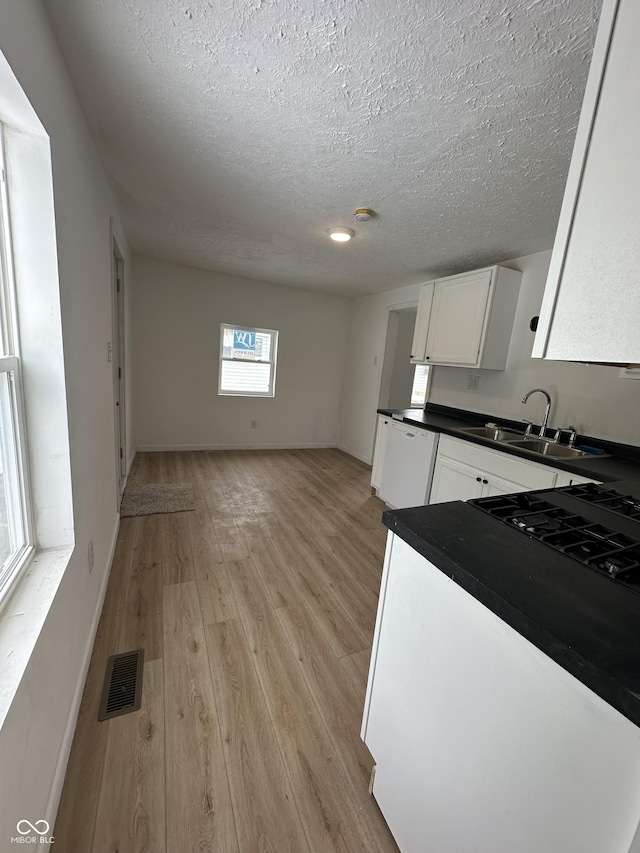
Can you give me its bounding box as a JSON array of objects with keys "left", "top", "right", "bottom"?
[
  {"left": 502, "top": 439, "right": 590, "bottom": 459},
  {"left": 455, "top": 426, "right": 525, "bottom": 442},
  {"left": 454, "top": 425, "right": 607, "bottom": 460}
]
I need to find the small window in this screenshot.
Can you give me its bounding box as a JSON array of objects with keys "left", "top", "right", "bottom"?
[
  {"left": 410, "top": 364, "right": 430, "bottom": 408},
  {"left": 218, "top": 324, "right": 278, "bottom": 397}
]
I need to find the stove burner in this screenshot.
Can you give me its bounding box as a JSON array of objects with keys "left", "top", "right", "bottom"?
[
  {"left": 470, "top": 484, "right": 640, "bottom": 594},
  {"left": 511, "top": 513, "right": 562, "bottom": 534},
  {"left": 565, "top": 484, "right": 640, "bottom": 520},
  {"left": 564, "top": 539, "right": 610, "bottom": 560},
  {"left": 602, "top": 556, "right": 635, "bottom": 577}
]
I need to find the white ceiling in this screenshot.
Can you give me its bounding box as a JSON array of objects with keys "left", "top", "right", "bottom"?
[{"left": 45, "top": 0, "right": 601, "bottom": 297}]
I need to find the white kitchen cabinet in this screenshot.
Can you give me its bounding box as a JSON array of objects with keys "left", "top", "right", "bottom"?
[
  {"left": 362, "top": 533, "right": 640, "bottom": 853},
  {"left": 378, "top": 420, "right": 438, "bottom": 509},
  {"left": 370, "top": 414, "right": 390, "bottom": 490},
  {"left": 408, "top": 282, "right": 434, "bottom": 363},
  {"left": 430, "top": 434, "right": 559, "bottom": 504},
  {"left": 532, "top": 0, "right": 640, "bottom": 364},
  {"left": 426, "top": 269, "right": 492, "bottom": 365},
  {"left": 410, "top": 265, "right": 521, "bottom": 370},
  {"left": 428, "top": 455, "right": 484, "bottom": 503},
  {"left": 554, "top": 471, "right": 601, "bottom": 488}
]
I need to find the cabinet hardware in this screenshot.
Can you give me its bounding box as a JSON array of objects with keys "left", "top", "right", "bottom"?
[
  {"left": 476, "top": 477, "right": 482, "bottom": 482},
  {"left": 482, "top": 479, "right": 488, "bottom": 484}
]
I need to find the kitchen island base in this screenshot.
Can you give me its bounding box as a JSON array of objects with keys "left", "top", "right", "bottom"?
[{"left": 362, "top": 533, "right": 640, "bottom": 853}]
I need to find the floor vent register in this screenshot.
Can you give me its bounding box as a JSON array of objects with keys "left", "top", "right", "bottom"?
[{"left": 98, "top": 649, "right": 144, "bottom": 721}]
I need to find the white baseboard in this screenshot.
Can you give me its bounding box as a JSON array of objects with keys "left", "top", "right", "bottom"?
[
  {"left": 127, "top": 447, "right": 137, "bottom": 475},
  {"left": 136, "top": 442, "right": 337, "bottom": 452},
  {"left": 44, "top": 516, "right": 121, "bottom": 840},
  {"left": 336, "top": 442, "right": 372, "bottom": 465}
]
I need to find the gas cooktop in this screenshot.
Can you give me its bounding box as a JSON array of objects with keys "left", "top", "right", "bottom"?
[{"left": 469, "top": 483, "right": 640, "bottom": 594}]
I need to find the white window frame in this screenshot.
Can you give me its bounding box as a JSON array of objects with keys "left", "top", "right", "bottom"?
[
  {"left": 218, "top": 323, "right": 278, "bottom": 398},
  {"left": 410, "top": 363, "right": 431, "bottom": 408},
  {"left": 0, "top": 126, "right": 35, "bottom": 609}
]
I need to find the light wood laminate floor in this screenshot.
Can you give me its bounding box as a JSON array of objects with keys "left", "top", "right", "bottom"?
[{"left": 54, "top": 448, "right": 399, "bottom": 852}]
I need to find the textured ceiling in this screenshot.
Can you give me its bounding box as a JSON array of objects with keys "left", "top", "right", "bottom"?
[{"left": 45, "top": 0, "right": 600, "bottom": 297}]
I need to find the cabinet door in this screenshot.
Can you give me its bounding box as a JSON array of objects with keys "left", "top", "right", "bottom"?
[
  {"left": 426, "top": 270, "right": 492, "bottom": 365},
  {"left": 533, "top": 0, "right": 640, "bottom": 363},
  {"left": 482, "top": 471, "right": 545, "bottom": 498},
  {"left": 410, "top": 282, "right": 434, "bottom": 363},
  {"left": 371, "top": 416, "right": 389, "bottom": 489},
  {"left": 429, "top": 456, "right": 484, "bottom": 504}
]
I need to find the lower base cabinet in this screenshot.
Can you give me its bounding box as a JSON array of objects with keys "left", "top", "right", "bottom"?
[
  {"left": 430, "top": 435, "right": 561, "bottom": 503},
  {"left": 554, "top": 471, "right": 600, "bottom": 487},
  {"left": 362, "top": 534, "right": 640, "bottom": 853}
]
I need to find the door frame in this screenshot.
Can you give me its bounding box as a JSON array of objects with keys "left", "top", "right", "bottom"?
[
  {"left": 111, "top": 232, "right": 127, "bottom": 496},
  {"left": 379, "top": 299, "right": 432, "bottom": 409}
]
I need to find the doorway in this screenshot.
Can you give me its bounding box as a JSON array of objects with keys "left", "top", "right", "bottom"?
[
  {"left": 378, "top": 306, "right": 430, "bottom": 410},
  {"left": 111, "top": 240, "right": 126, "bottom": 495}
]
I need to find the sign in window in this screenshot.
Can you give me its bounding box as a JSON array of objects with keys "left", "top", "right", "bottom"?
[{"left": 219, "top": 324, "right": 278, "bottom": 397}]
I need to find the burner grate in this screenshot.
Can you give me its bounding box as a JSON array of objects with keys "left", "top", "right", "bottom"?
[
  {"left": 470, "top": 487, "right": 640, "bottom": 593},
  {"left": 563, "top": 484, "right": 640, "bottom": 520}
]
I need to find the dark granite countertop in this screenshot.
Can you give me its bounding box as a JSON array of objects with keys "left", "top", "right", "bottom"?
[
  {"left": 377, "top": 403, "right": 640, "bottom": 488},
  {"left": 383, "top": 501, "right": 640, "bottom": 727}
]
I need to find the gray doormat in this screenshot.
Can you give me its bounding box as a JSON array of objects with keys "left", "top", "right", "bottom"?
[{"left": 120, "top": 483, "right": 195, "bottom": 517}]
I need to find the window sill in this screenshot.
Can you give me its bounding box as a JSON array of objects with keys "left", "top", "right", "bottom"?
[{"left": 0, "top": 545, "right": 73, "bottom": 729}]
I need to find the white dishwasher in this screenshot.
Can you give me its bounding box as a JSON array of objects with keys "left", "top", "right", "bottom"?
[{"left": 378, "top": 420, "right": 439, "bottom": 509}]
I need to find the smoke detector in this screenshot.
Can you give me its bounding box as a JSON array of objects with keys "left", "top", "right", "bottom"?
[{"left": 354, "top": 208, "right": 374, "bottom": 222}]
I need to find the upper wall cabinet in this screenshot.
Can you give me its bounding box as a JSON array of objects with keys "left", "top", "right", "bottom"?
[
  {"left": 532, "top": 0, "right": 640, "bottom": 365},
  {"left": 410, "top": 265, "right": 521, "bottom": 370}
]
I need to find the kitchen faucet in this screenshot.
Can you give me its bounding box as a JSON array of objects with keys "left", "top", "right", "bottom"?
[{"left": 521, "top": 388, "right": 552, "bottom": 438}]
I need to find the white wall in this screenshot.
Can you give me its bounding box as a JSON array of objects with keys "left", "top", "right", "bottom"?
[
  {"left": 0, "top": 0, "right": 131, "bottom": 842},
  {"left": 340, "top": 251, "right": 640, "bottom": 464},
  {"left": 338, "top": 284, "right": 420, "bottom": 462},
  {"left": 429, "top": 251, "right": 640, "bottom": 445},
  {"left": 133, "top": 256, "right": 350, "bottom": 450}
]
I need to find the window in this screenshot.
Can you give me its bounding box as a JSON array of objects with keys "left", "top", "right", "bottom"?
[
  {"left": 0, "top": 127, "right": 34, "bottom": 606},
  {"left": 410, "top": 364, "right": 430, "bottom": 408},
  {"left": 218, "top": 324, "right": 278, "bottom": 397}
]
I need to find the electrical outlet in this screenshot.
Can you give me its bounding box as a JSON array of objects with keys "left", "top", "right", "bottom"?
[
  {"left": 373, "top": 355, "right": 379, "bottom": 367},
  {"left": 88, "top": 539, "right": 94, "bottom": 573},
  {"left": 467, "top": 374, "right": 480, "bottom": 391},
  {"left": 250, "top": 419, "right": 257, "bottom": 429}
]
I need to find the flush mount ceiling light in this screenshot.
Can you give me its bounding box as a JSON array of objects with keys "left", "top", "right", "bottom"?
[{"left": 328, "top": 227, "right": 354, "bottom": 243}]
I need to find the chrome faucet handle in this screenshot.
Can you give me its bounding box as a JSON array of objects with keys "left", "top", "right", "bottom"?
[
  {"left": 521, "top": 420, "right": 534, "bottom": 437},
  {"left": 554, "top": 425, "right": 578, "bottom": 447}
]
